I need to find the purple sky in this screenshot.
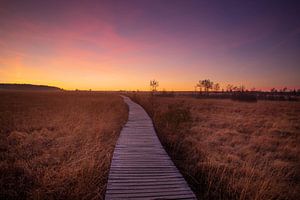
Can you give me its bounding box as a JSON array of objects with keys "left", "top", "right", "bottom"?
[{"left": 0, "top": 0, "right": 299, "bottom": 90}]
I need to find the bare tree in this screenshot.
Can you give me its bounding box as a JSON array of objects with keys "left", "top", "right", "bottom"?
[
  {"left": 282, "top": 87, "right": 287, "bottom": 92},
  {"left": 226, "top": 84, "right": 234, "bottom": 92},
  {"left": 213, "top": 83, "right": 220, "bottom": 92},
  {"left": 150, "top": 79, "right": 159, "bottom": 92},
  {"left": 201, "top": 79, "right": 214, "bottom": 93}
]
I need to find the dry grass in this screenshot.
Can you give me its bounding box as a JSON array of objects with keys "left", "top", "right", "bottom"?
[
  {"left": 130, "top": 93, "right": 300, "bottom": 200},
  {"left": 0, "top": 91, "right": 128, "bottom": 200}
]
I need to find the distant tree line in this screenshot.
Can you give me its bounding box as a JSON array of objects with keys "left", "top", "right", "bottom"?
[
  {"left": 195, "top": 79, "right": 221, "bottom": 93},
  {"left": 146, "top": 79, "right": 299, "bottom": 101},
  {"left": 0, "top": 83, "right": 62, "bottom": 91},
  {"left": 194, "top": 79, "right": 299, "bottom": 94},
  {"left": 193, "top": 79, "right": 299, "bottom": 102}
]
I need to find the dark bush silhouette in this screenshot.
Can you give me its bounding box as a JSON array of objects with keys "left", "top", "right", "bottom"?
[{"left": 231, "top": 92, "right": 257, "bottom": 102}]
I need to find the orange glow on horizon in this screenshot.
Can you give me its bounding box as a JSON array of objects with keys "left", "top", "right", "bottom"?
[{"left": 1, "top": 1, "right": 299, "bottom": 91}]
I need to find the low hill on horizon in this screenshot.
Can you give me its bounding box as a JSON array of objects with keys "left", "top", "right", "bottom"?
[{"left": 0, "top": 83, "right": 62, "bottom": 91}]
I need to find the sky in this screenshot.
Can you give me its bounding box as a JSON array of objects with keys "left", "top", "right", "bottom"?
[{"left": 0, "top": 0, "right": 299, "bottom": 91}]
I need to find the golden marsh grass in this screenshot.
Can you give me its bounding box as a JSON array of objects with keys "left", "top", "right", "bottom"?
[
  {"left": 131, "top": 94, "right": 300, "bottom": 200},
  {"left": 0, "top": 91, "right": 128, "bottom": 199}
]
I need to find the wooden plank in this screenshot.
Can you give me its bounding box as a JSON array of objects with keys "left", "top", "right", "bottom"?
[
  {"left": 107, "top": 188, "right": 194, "bottom": 195},
  {"left": 105, "top": 192, "right": 195, "bottom": 199},
  {"left": 107, "top": 177, "right": 187, "bottom": 183},
  {"left": 107, "top": 180, "right": 188, "bottom": 186},
  {"left": 106, "top": 184, "right": 189, "bottom": 190},
  {"left": 105, "top": 96, "right": 196, "bottom": 200}
]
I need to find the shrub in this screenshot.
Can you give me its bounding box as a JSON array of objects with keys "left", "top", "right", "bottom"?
[{"left": 231, "top": 92, "right": 257, "bottom": 102}]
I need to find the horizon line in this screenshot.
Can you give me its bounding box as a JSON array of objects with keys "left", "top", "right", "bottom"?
[{"left": 1, "top": 82, "right": 300, "bottom": 92}]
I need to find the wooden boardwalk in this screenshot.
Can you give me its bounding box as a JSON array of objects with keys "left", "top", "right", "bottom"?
[{"left": 105, "top": 96, "right": 196, "bottom": 200}]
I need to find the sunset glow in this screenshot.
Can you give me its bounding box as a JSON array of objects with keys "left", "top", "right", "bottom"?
[{"left": 1, "top": 0, "right": 299, "bottom": 90}]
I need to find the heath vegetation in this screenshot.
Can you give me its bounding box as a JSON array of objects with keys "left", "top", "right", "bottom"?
[
  {"left": 130, "top": 93, "right": 300, "bottom": 200},
  {"left": 0, "top": 91, "right": 128, "bottom": 200},
  {"left": 1, "top": 89, "right": 299, "bottom": 200}
]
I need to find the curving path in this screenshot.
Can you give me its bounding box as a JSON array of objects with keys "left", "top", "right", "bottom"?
[{"left": 105, "top": 96, "right": 196, "bottom": 200}]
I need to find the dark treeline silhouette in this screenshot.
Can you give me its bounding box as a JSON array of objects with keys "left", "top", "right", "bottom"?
[
  {"left": 0, "top": 83, "right": 62, "bottom": 91},
  {"left": 156, "top": 89, "right": 175, "bottom": 97},
  {"left": 141, "top": 79, "right": 299, "bottom": 102},
  {"left": 192, "top": 79, "right": 300, "bottom": 102}
]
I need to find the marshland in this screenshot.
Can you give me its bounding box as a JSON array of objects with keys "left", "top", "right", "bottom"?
[
  {"left": 0, "top": 91, "right": 128, "bottom": 199},
  {"left": 1, "top": 89, "right": 299, "bottom": 199}
]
